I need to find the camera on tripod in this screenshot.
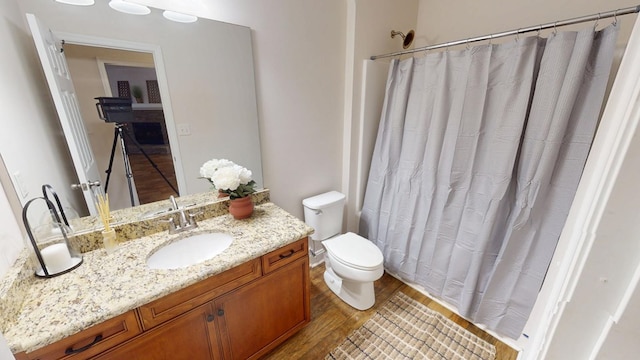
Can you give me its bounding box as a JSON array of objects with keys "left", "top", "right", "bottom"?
[
  {"left": 94, "top": 96, "right": 178, "bottom": 206},
  {"left": 95, "top": 97, "right": 135, "bottom": 123}
]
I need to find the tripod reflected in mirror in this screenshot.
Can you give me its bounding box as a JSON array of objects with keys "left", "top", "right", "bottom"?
[{"left": 95, "top": 97, "right": 179, "bottom": 206}]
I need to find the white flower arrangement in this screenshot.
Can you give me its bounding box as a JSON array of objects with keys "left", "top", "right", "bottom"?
[{"left": 199, "top": 159, "right": 257, "bottom": 199}]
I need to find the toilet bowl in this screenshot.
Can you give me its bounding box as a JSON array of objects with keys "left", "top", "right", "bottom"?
[
  {"left": 303, "top": 191, "right": 385, "bottom": 310},
  {"left": 323, "top": 232, "right": 384, "bottom": 310}
]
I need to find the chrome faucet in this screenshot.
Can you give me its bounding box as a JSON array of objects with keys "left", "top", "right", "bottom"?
[{"left": 165, "top": 195, "right": 199, "bottom": 234}]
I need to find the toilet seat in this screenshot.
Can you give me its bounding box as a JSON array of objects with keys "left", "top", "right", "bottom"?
[{"left": 323, "top": 232, "right": 383, "bottom": 271}]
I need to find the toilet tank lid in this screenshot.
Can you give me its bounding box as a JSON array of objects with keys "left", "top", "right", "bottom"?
[{"left": 302, "top": 191, "right": 346, "bottom": 210}]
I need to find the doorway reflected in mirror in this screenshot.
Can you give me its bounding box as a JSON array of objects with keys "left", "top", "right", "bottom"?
[{"left": 65, "top": 44, "right": 178, "bottom": 209}]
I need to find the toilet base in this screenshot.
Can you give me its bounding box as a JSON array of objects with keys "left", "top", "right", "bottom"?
[{"left": 324, "top": 267, "right": 376, "bottom": 310}]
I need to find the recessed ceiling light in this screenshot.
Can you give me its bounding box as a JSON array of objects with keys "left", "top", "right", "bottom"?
[
  {"left": 108, "top": 0, "right": 151, "bottom": 15},
  {"left": 162, "top": 10, "right": 198, "bottom": 23},
  {"left": 55, "top": 0, "right": 95, "bottom": 5}
]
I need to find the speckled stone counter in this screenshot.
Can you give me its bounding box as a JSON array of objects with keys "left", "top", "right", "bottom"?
[
  {"left": 67, "top": 189, "right": 273, "bottom": 253},
  {"left": 1, "top": 196, "right": 313, "bottom": 355}
]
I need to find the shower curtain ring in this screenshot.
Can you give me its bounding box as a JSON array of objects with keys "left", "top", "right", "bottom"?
[
  {"left": 613, "top": 10, "right": 619, "bottom": 25},
  {"left": 515, "top": 29, "right": 520, "bottom": 42},
  {"left": 466, "top": 38, "right": 471, "bottom": 50},
  {"left": 536, "top": 25, "right": 542, "bottom": 37},
  {"left": 553, "top": 21, "right": 558, "bottom": 36},
  {"left": 594, "top": 13, "right": 600, "bottom": 29}
]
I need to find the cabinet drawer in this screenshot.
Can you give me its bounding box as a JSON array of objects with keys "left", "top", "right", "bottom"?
[
  {"left": 138, "top": 258, "right": 261, "bottom": 330},
  {"left": 262, "top": 237, "right": 308, "bottom": 274},
  {"left": 25, "top": 310, "right": 141, "bottom": 360}
]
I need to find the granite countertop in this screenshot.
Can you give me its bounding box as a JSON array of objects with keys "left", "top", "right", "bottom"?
[{"left": 2, "top": 201, "right": 314, "bottom": 354}]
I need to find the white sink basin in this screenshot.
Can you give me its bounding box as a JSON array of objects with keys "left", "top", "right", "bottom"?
[{"left": 147, "top": 232, "right": 233, "bottom": 270}]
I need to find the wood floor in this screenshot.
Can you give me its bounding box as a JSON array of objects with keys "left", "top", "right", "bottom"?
[
  {"left": 262, "top": 263, "right": 519, "bottom": 360},
  {"left": 128, "top": 153, "right": 178, "bottom": 204}
]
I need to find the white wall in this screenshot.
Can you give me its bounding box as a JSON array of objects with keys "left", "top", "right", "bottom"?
[
  {"left": 0, "top": 0, "right": 84, "bottom": 276},
  {"left": 194, "top": 0, "right": 420, "bottom": 225},
  {"left": 0, "top": 0, "right": 24, "bottom": 277},
  {"left": 416, "top": 0, "right": 638, "bottom": 49},
  {"left": 189, "top": 0, "right": 348, "bottom": 218},
  {"left": 0, "top": 158, "right": 23, "bottom": 277},
  {"left": 596, "top": 264, "right": 640, "bottom": 359},
  {"left": 196, "top": 0, "right": 420, "bottom": 224},
  {"left": 0, "top": 184, "right": 23, "bottom": 276},
  {"left": 345, "top": 0, "right": 419, "bottom": 232}
]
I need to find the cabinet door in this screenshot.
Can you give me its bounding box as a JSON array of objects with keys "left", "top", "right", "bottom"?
[
  {"left": 215, "top": 256, "right": 310, "bottom": 360},
  {"left": 95, "top": 303, "right": 221, "bottom": 360}
]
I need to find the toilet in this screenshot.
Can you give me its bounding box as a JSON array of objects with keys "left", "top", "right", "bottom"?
[{"left": 303, "top": 191, "right": 384, "bottom": 310}]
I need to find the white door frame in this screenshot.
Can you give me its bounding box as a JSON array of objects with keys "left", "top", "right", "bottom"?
[{"left": 56, "top": 31, "right": 187, "bottom": 197}]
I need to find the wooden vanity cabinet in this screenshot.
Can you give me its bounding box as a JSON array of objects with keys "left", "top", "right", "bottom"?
[
  {"left": 137, "top": 258, "right": 263, "bottom": 330},
  {"left": 17, "top": 238, "right": 309, "bottom": 360}
]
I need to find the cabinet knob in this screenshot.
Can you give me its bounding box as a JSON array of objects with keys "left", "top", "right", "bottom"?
[
  {"left": 207, "top": 314, "right": 215, "bottom": 322},
  {"left": 217, "top": 309, "right": 224, "bottom": 316}
]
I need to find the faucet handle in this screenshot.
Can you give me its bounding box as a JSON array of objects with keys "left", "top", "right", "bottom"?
[
  {"left": 187, "top": 211, "right": 202, "bottom": 226},
  {"left": 169, "top": 195, "right": 179, "bottom": 210},
  {"left": 160, "top": 217, "right": 177, "bottom": 232}
]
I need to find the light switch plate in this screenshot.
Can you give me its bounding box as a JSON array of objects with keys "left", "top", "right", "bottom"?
[
  {"left": 177, "top": 123, "right": 191, "bottom": 136},
  {"left": 12, "top": 171, "right": 29, "bottom": 199}
]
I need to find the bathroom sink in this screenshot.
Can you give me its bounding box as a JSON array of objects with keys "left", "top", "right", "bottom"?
[{"left": 147, "top": 232, "right": 233, "bottom": 270}]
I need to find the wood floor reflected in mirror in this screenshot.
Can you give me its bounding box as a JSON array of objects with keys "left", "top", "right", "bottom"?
[{"left": 128, "top": 153, "right": 178, "bottom": 204}]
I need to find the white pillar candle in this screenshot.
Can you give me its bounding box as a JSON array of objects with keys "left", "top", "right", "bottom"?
[{"left": 40, "top": 243, "right": 72, "bottom": 274}]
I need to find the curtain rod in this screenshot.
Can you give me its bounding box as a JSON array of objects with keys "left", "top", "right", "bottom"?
[{"left": 371, "top": 5, "right": 640, "bottom": 60}]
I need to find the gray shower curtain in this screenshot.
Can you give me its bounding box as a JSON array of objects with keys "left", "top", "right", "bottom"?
[{"left": 359, "top": 24, "right": 618, "bottom": 338}]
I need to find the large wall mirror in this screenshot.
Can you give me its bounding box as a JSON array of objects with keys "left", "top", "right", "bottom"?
[{"left": 16, "top": 0, "right": 262, "bottom": 217}]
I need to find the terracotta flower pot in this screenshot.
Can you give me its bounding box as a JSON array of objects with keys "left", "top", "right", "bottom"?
[{"left": 229, "top": 196, "right": 254, "bottom": 220}]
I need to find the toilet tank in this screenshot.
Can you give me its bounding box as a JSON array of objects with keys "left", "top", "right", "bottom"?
[{"left": 302, "top": 191, "right": 346, "bottom": 241}]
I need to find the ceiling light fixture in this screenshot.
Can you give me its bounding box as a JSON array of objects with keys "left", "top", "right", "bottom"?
[
  {"left": 108, "top": 0, "right": 151, "bottom": 15},
  {"left": 162, "top": 10, "right": 198, "bottom": 23},
  {"left": 54, "top": 0, "right": 95, "bottom": 5}
]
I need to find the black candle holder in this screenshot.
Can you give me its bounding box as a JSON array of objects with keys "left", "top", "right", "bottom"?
[{"left": 22, "top": 197, "right": 83, "bottom": 278}]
